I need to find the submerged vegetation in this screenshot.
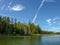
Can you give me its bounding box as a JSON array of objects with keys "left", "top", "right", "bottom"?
[{"left": 0, "top": 16, "right": 60, "bottom": 36}]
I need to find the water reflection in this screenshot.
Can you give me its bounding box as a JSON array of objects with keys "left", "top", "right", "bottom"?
[
  {"left": 0, "top": 36, "right": 42, "bottom": 45},
  {"left": 23, "top": 36, "right": 42, "bottom": 45},
  {"left": 0, "top": 36, "right": 60, "bottom": 45},
  {"left": 0, "top": 36, "right": 24, "bottom": 45}
]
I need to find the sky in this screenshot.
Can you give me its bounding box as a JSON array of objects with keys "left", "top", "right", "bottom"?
[{"left": 0, "top": 0, "right": 60, "bottom": 32}]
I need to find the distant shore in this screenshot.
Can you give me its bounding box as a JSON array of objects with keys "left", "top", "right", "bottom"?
[
  {"left": 31, "top": 34, "right": 60, "bottom": 36},
  {"left": 0, "top": 34, "right": 60, "bottom": 37}
]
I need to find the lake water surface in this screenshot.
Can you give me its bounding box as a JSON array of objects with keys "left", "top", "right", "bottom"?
[{"left": 0, "top": 35, "right": 60, "bottom": 45}]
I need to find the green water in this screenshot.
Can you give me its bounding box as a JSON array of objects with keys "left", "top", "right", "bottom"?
[{"left": 0, "top": 35, "right": 60, "bottom": 45}]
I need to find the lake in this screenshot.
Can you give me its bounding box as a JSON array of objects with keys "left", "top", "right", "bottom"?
[{"left": 0, "top": 35, "right": 60, "bottom": 45}]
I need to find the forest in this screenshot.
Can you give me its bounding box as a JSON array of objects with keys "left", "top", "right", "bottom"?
[
  {"left": 0, "top": 16, "right": 42, "bottom": 36},
  {"left": 0, "top": 16, "right": 60, "bottom": 36}
]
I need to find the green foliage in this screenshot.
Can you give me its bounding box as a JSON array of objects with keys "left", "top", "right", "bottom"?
[{"left": 0, "top": 16, "right": 42, "bottom": 35}]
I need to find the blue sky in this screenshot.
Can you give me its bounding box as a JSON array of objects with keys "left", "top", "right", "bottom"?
[{"left": 0, "top": 0, "right": 60, "bottom": 32}]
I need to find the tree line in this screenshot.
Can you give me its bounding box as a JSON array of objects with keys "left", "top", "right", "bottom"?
[{"left": 0, "top": 16, "right": 42, "bottom": 36}]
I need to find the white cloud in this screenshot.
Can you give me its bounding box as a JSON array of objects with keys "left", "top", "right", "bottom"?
[
  {"left": 0, "top": 3, "right": 25, "bottom": 12},
  {"left": 53, "top": 17, "right": 60, "bottom": 21},
  {"left": 32, "top": 0, "right": 55, "bottom": 23},
  {"left": 46, "top": 16, "right": 60, "bottom": 26},
  {"left": 45, "top": 16, "right": 60, "bottom": 32},
  {"left": 10, "top": 4, "right": 25, "bottom": 11},
  {"left": 45, "top": 0, "right": 55, "bottom": 2},
  {"left": 46, "top": 19, "right": 51, "bottom": 24}
]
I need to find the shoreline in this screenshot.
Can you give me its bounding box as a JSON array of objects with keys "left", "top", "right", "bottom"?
[{"left": 0, "top": 34, "right": 60, "bottom": 37}]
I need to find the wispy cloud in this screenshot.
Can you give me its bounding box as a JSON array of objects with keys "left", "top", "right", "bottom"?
[
  {"left": 32, "top": 0, "right": 55, "bottom": 23},
  {"left": 6, "top": 1, "right": 12, "bottom": 10},
  {"left": 10, "top": 4, "right": 25, "bottom": 11},
  {"left": 32, "top": 0, "right": 45, "bottom": 23},
  {"left": 1, "top": 1, "right": 12, "bottom": 10},
  {"left": 53, "top": 16, "right": 60, "bottom": 21},
  {"left": 46, "top": 16, "right": 60, "bottom": 27},
  {"left": 52, "top": 16, "right": 60, "bottom": 24},
  {"left": 0, "top": 1, "right": 25, "bottom": 12}
]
